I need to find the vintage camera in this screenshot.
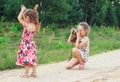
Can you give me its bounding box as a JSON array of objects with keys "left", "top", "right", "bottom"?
[
  {"left": 70, "top": 28, "right": 77, "bottom": 43},
  {"left": 72, "top": 28, "right": 77, "bottom": 34}
]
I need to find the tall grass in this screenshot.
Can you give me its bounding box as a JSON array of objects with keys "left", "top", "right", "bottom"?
[{"left": 0, "top": 22, "right": 120, "bottom": 70}]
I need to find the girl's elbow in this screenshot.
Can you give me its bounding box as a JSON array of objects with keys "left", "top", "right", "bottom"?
[
  {"left": 75, "top": 45, "right": 80, "bottom": 48},
  {"left": 17, "top": 17, "right": 20, "bottom": 21},
  {"left": 68, "top": 41, "right": 71, "bottom": 43},
  {"left": 17, "top": 16, "right": 22, "bottom": 20},
  {"left": 67, "top": 39, "right": 71, "bottom": 43},
  {"left": 75, "top": 46, "right": 78, "bottom": 48},
  {"left": 17, "top": 17, "right": 23, "bottom": 22}
]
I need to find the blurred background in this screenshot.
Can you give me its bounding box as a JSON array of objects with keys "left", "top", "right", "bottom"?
[{"left": 0, "top": 0, "right": 120, "bottom": 26}]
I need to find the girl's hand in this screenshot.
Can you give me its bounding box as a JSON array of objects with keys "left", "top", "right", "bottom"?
[
  {"left": 35, "top": 4, "right": 39, "bottom": 8},
  {"left": 34, "top": 4, "right": 39, "bottom": 11},
  {"left": 76, "top": 32, "right": 81, "bottom": 38},
  {"left": 21, "top": 5, "right": 26, "bottom": 11},
  {"left": 17, "top": 5, "right": 26, "bottom": 25}
]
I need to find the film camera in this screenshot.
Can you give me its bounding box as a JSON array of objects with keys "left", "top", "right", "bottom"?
[{"left": 70, "top": 28, "right": 78, "bottom": 43}]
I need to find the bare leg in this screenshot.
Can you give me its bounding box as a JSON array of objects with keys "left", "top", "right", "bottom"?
[
  {"left": 31, "top": 65, "right": 37, "bottom": 77},
  {"left": 66, "top": 58, "right": 79, "bottom": 69},
  {"left": 25, "top": 66, "right": 30, "bottom": 74},
  {"left": 72, "top": 47, "right": 84, "bottom": 64},
  {"left": 22, "top": 66, "right": 29, "bottom": 77}
]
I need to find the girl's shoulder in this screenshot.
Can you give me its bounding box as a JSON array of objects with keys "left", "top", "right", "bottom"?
[
  {"left": 84, "top": 36, "right": 89, "bottom": 46},
  {"left": 84, "top": 36, "right": 89, "bottom": 41}
]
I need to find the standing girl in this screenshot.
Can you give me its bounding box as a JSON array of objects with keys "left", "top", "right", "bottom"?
[
  {"left": 66, "top": 22, "right": 90, "bottom": 70},
  {"left": 16, "top": 4, "right": 40, "bottom": 77}
]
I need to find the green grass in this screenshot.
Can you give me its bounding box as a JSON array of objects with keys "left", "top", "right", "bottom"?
[{"left": 0, "top": 22, "right": 120, "bottom": 70}]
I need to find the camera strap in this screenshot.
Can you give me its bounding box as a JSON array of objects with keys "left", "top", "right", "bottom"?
[{"left": 68, "top": 43, "right": 74, "bottom": 62}]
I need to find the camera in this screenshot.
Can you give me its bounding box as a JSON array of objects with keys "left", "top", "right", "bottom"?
[
  {"left": 72, "top": 28, "right": 77, "bottom": 34},
  {"left": 70, "top": 28, "right": 77, "bottom": 43}
]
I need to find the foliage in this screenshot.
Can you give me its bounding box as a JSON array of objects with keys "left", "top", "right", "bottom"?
[
  {"left": 0, "top": 35, "right": 10, "bottom": 43},
  {"left": 68, "top": 0, "right": 83, "bottom": 24},
  {"left": 0, "top": 22, "right": 120, "bottom": 70},
  {"left": 0, "top": 0, "right": 120, "bottom": 27},
  {"left": 3, "top": 0, "right": 21, "bottom": 20},
  {"left": 42, "top": 0, "right": 71, "bottom": 26},
  {"left": 105, "top": 5, "right": 118, "bottom": 26},
  {"left": 93, "top": 0, "right": 109, "bottom": 26}
]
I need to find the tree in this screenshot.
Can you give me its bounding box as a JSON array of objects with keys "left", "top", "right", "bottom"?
[
  {"left": 105, "top": 2, "right": 118, "bottom": 26},
  {"left": 41, "top": 0, "right": 71, "bottom": 27},
  {"left": 1, "top": 0, "right": 120, "bottom": 27},
  {"left": 68, "top": 0, "right": 83, "bottom": 25},
  {"left": 115, "top": 0, "right": 120, "bottom": 27},
  {"left": 0, "top": 0, "right": 6, "bottom": 21},
  {"left": 3, "top": 0, "right": 21, "bottom": 20},
  {"left": 0, "top": 0, "right": 5, "bottom": 17},
  {"left": 90, "top": 0, "right": 109, "bottom": 26}
]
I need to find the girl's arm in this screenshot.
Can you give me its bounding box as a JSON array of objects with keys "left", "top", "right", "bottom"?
[
  {"left": 68, "top": 34, "right": 72, "bottom": 43},
  {"left": 75, "top": 32, "right": 89, "bottom": 48},
  {"left": 17, "top": 5, "right": 26, "bottom": 25},
  {"left": 68, "top": 28, "right": 74, "bottom": 43},
  {"left": 75, "top": 37, "right": 88, "bottom": 48}
]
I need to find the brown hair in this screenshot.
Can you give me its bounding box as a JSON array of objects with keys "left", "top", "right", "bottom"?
[
  {"left": 24, "top": 9, "right": 41, "bottom": 33},
  {"left": 78, "top": 22, "right": 90, "bottom": 36}
]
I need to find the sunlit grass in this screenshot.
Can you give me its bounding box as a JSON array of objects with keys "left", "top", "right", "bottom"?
[{"left": 0, "top": 23, "right": 120, "bottom": 70}]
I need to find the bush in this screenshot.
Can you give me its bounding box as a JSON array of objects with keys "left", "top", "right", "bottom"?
[
  {"left": 0, "top": 23, "right": 120, "bottom": 70},
  {"left": 0, "top": 35, "right": 10, "bottom": 43}
]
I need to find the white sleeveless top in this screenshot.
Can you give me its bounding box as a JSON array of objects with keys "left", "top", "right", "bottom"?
[{"left": 79, "top": 36, "right": 89, "bottom": 61}]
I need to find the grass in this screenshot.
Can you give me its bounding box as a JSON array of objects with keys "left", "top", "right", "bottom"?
[
  {"left": 0, "top": 22, "right": 120, "bottom": 70},
  {"left": 89, "top": 26, "right": 120, "bottom": 55}
]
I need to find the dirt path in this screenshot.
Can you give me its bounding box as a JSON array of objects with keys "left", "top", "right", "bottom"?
[{"left": 0, "top": 49, "right": 120, "bottom": 82}]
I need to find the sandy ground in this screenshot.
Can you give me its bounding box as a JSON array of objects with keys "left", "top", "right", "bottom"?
[{"left": 0, "top": 49, "right": 120, "bottom": 82}]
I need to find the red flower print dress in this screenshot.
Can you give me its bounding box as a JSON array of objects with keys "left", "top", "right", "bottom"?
[{"left": 16, "top": 22, "right": 37, "bottom": 66}]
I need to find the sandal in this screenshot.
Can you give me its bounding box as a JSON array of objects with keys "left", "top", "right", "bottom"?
[
  {"left": 31, "top": 72, "right": 37, "bottom": 77},
  {"left": 21, "top": 73, "right": 29, "bottom": 78}
]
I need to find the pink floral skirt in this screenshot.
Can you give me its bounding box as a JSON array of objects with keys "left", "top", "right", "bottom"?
[{"left": 16, "top": 39, "right": 37, "bottom": 66}]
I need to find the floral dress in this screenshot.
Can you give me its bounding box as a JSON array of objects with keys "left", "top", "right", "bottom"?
[
  {"left": 16, "top": 22, "right": 37, "bottom": 66},
  {"left": 77, "top": 36, "right": 89, "bottom": 62}
]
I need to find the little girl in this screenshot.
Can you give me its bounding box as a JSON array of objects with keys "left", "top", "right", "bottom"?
[
  {"left": 16, "top": 4, "right": 40, "bottom": 77},
  {"left": 66, "top": 22, "right": 90, "bottom": 70}
]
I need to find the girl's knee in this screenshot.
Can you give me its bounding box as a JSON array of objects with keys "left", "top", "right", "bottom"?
[
  {"left": 72, "top": 47, "right": 78, "bottom": 54},
  {"left": 66, "top": 64, "right": 72, "bottom": 69}
]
